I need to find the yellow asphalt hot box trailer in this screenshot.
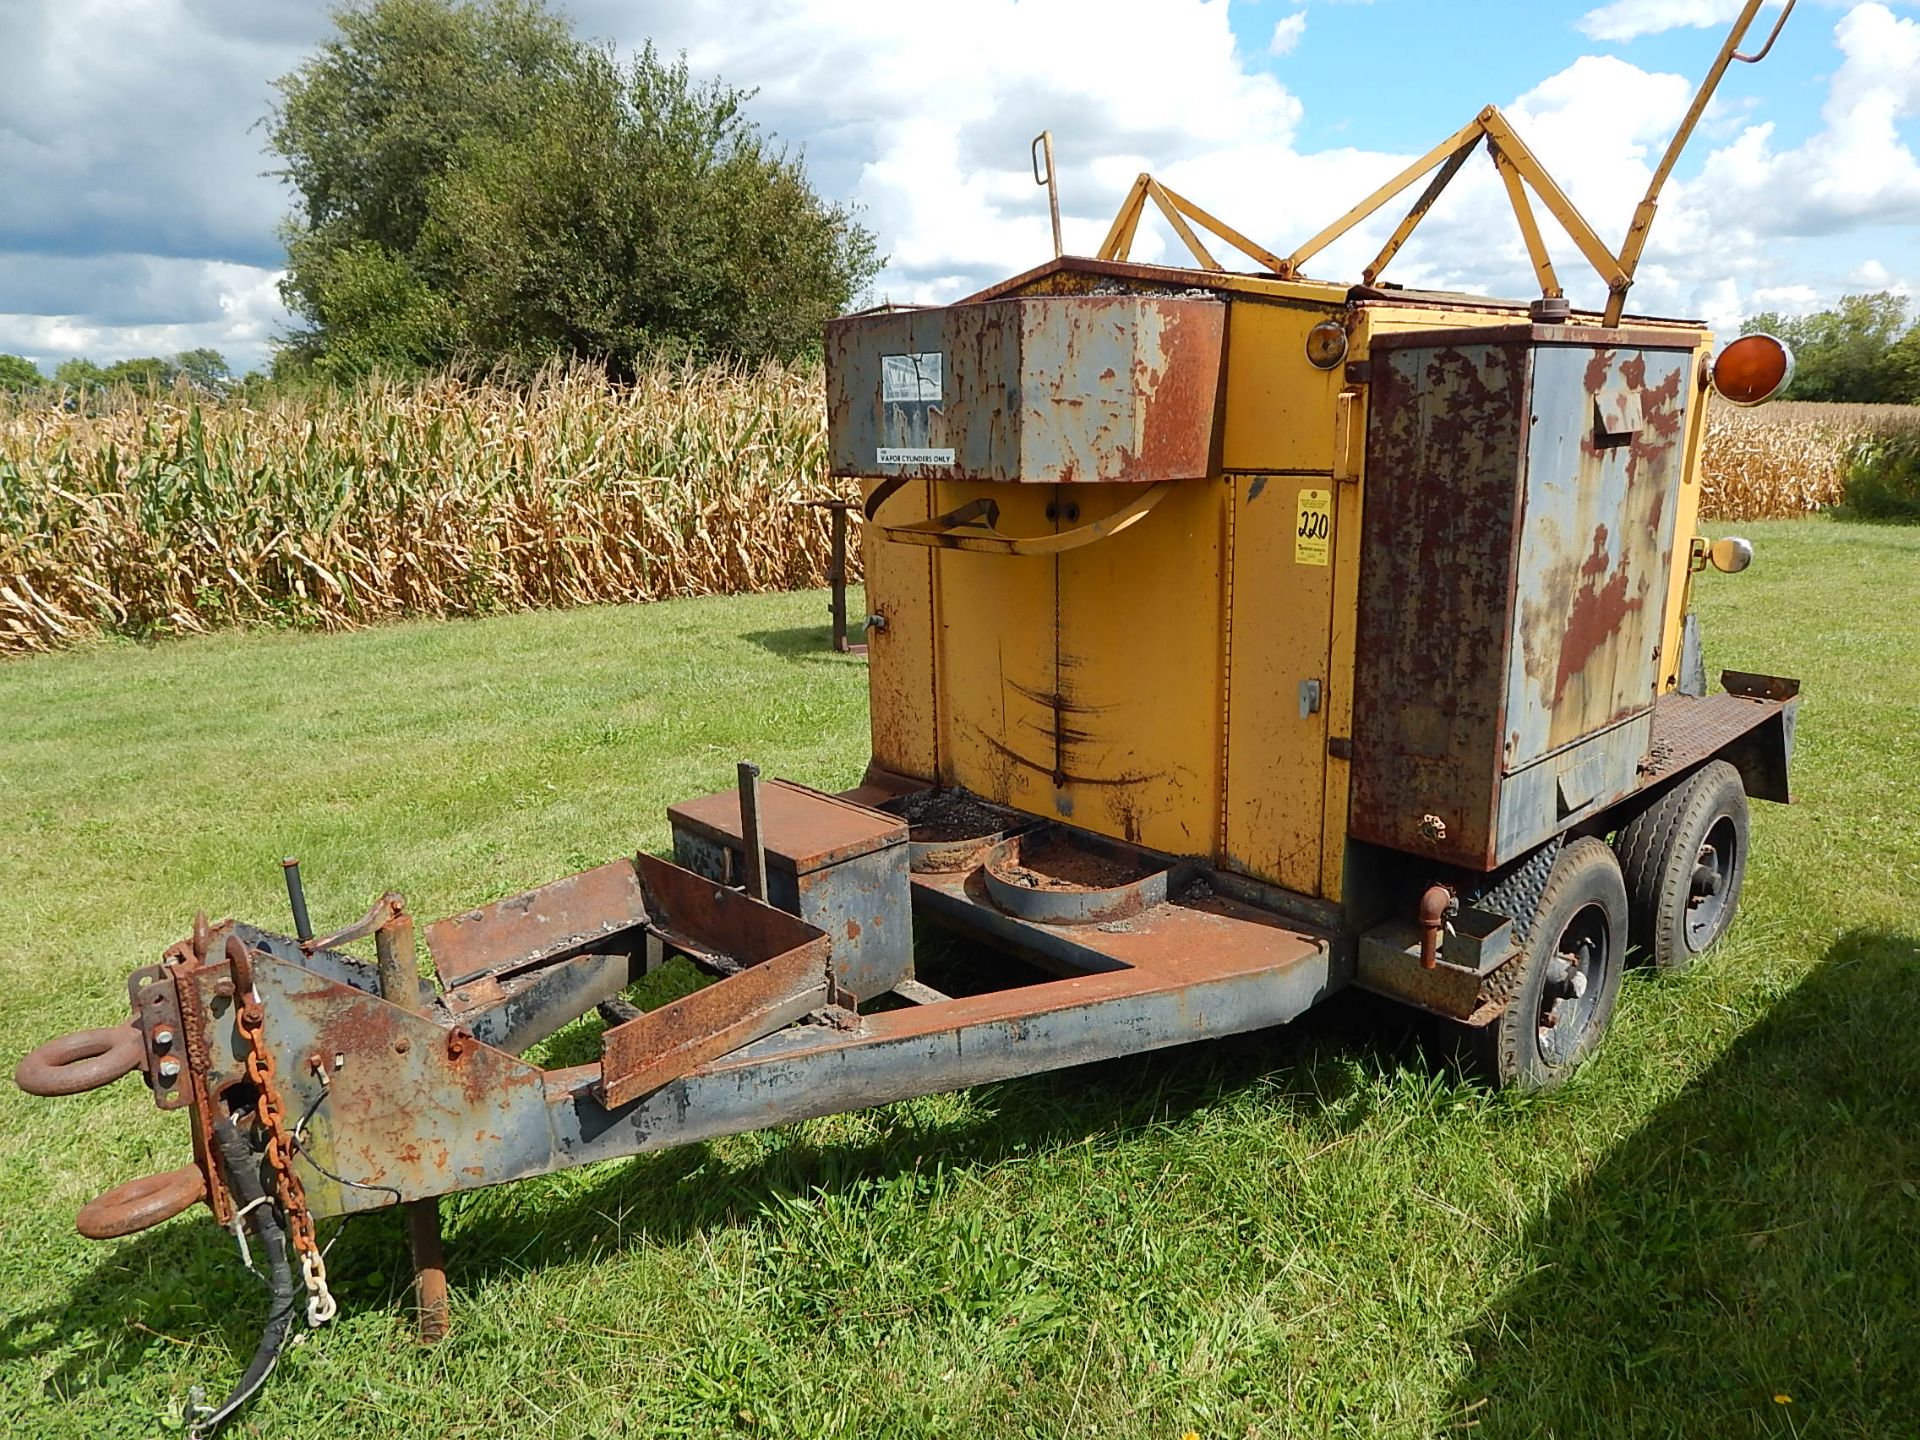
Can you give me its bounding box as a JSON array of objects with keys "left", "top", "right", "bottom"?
[
  {"left": 826, "top": 253, "right": 1798, "bottom": 1082},
  {"left": 11, "top": 9, "right": 1807, "bottom": 1425}
]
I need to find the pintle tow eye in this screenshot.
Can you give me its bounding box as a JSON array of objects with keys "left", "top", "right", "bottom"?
[{"left": 14, "top": 1024, "right": 146, "bottom": 1097}]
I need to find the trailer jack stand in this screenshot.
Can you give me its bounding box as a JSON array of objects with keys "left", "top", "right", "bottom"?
[{"left": 408, "top": 1199, "right": 449, "bottom": 1343}]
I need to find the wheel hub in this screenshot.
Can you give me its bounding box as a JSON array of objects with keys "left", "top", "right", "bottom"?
[
  {"left": 1683, "top": 816, "right": 1739, "bottom": 948},
  {"left": 1537, "top": 904, "right": 1607, "bottom": 1066}
]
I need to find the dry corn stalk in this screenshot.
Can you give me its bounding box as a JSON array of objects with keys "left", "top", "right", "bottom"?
[
  {"left": 6, "top": 372, "right": 1914, "bottom": 658},
  {"left": 1699, "top": 399, "right": 1920, "bottom": 522},
  {"left": 0, "top": 362, "right": 858, "bottom": 656}
]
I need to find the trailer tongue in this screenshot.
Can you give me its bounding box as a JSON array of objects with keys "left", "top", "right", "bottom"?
[{"left": 20, "top": 769, "right": 1344, "bottom": 1433}]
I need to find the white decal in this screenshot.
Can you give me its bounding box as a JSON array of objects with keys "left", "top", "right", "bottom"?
[
  {"left": 877, "top": 447, "right": 955, "bottom": 466},
  {"left": 881, "top": 353, "right": 943, "bottom": 403}
]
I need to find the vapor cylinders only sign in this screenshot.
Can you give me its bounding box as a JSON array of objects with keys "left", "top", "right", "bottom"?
[{"left": 878, "top": 353, "right": 953, "bottom": 466}]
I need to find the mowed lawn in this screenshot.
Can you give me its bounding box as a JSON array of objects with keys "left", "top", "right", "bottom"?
[{"left": 1, "top": 519, "right": 1916, "bottom": 1439}]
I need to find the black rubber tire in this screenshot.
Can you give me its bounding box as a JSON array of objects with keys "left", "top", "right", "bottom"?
[
  {"left": 1614, "top": 759, "right": 1750, "bottom": 973},
  {"left": 1475, "top": 837, "right": 1628, "bottom": 1091}
]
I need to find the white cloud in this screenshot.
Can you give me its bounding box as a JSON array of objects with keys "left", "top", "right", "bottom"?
[
  {"left": 1, "top": 0, "right": 1914, "bottom": 371},
  {"left": 1694, "top": 3, "right": 1920, "bottom": 236},
  {"left": 1270, "top": 10, "right": 1307, "bottom": 55},
  {"left": 0, "top": 262, "right": 289, "bottom": 372},
  {"left": 1749, "top": 282, "right": 1823, "bottom": 309},
  {"left": 1846, "top": 257, "right": 1909, "bottom": 288},
  {"left": 0, "top": 0, "right": 326, "bottom": 369},
  {"left": 1578, "top": 0, "right": 1787, "bottom": 43},
  {"left": 607, "top": 0, "right": 1305, "bottom": 297},
  {"left": 601, "top": 0, "right": 1920, "bottom": 332}
]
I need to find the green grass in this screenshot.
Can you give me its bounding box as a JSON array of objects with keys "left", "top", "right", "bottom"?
[{"left": 2, "top": 520, "right": 1916, "bottom": 1439}]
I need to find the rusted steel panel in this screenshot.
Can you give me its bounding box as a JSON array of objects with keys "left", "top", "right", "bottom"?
[
  {"left": 1493, "top": 713, "right": 1651, "bottom": 860},
  {"left": 1644, "top": 685, "right": 1799, "bottom": 802},
  {"left": 1504, "top": 344, "right": 1691, "bottom": 769},
  {"left": 187, "top": 856, "right": 1331, "bottom": 1216},
  {"left": 1722, "top": 669, "right": 1800, "bottom": 703},
  {"left": 1355, "top": 320, "right": 1705, "bottom": 352},
  {"left": 245, "top": 954, "right": 559, "bottom": 1218},
  {"left": 789, "top": 846, "right": 912, "bottom": 1001},
  {"left": 980, "top": 826, "right": 1179, "bottom": 926},
  {"left": 825, "top": 295, "right": 1225, "bottom": 484},
  {"left": 451, "top": 950, "right": 633, "bottom": 1055},
  {"left": 669, "top": 780, "right": 913, "bottom": 999},
  {"left": 426, "top": 859, "right": 649, "bottom": 989},
  {"left": 906, "top": 861, "right": 1333, "bottom": 983},
  {"left": 880, "top": 787, "right": 1034, "bottom": 874},
  {"left": 540, "top": 882, "right": 1335, "bottom": 1172},
  {"left": 1646, "top": 688, "right": 1794, "bottom": 770},
  {"left": 668, "top": 779, "right": 905, "bottom": 874},
  {"left": 1355, "top": 906, "right": 1517, "bottom": 1020},
  {"left": 633, "top": 852, "right": 827, "bottom": 970},
  {"left": 597, "top": 936, "right": 830, "bottom": 1108},
  {"left": 1351, "top": 331, "right": 1696, "bottom": 870},
  {"left": 1350, "top": 339, "right": 1530, "bottom": 869}
]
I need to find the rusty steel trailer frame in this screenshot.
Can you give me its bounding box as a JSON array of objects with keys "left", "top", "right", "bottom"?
[{"left": 19, "top": 659, "right": 1795, "bottom": 1230}]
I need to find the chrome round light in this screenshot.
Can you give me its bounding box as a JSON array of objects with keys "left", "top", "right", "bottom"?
[
  {"left": 1707, "top": 536, "right": 1753, "bottom": 574},
  {"left": 1306, "top": 319, "right": 1349, "bottom": 370}
]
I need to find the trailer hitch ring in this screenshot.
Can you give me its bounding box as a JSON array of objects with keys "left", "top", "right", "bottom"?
[
  {"left": 76, "top": 1164, "right": 208, "bottom": 1240},
  {"left": 15, "top": 1023, "right": 146, "bottom": 1096}
]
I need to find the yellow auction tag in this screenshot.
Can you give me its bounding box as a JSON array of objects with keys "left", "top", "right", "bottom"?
[{"left": 1295, "top": 488, "right": 1331, "bottom": 566}]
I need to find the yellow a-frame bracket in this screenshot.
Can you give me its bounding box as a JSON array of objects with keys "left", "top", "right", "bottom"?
[
  {"left": 1099, "top": 105, "right": 1629, "bottom": 303},
  {"left": 1095, "top": 0, "right": 1795, "bottom": 325},
  {"left": 1097, "top": 173, "right": 1288, "bottom": 274}
]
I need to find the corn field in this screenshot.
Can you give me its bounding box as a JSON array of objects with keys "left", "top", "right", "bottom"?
[
  {"left": 0, "top": 363, "right": 852, "bottom": 657},
  {"left": 1699, "top": 399, "right": 1920, "bottom": 521},
  {"left": 3, "top": 373, "right": 1916, "bottom": 657}
]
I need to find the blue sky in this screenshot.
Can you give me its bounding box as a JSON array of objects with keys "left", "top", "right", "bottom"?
[
  {"left": 1245, "top": 4, "right": 1828, "bottom": 152},
  {"left": 0, "top": 0, "right": 1914, "bottom": 374}
]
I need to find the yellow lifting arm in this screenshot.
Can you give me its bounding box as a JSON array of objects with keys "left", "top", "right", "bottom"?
[
  {"left": 1605, "top": 0, "right": 1797, "bottom": 323},
  {"left": 1087, "top": 1, "right": 1795, "bottom": 324}
]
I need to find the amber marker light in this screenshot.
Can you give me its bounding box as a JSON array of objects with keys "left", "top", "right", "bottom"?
[{"left": 1711, "top": 333, "right": 1795, "bottom": 406}]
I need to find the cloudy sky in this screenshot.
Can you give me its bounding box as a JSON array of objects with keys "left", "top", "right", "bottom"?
[{"left": 1, "top": 0, "right": 1915, "bottom": 374}]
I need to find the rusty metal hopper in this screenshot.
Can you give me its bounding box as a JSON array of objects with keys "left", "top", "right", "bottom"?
[{"left": 825, "top": 294, "right": 1225, "bottom": 484}]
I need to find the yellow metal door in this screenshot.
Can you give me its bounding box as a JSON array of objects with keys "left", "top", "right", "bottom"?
[
  {"left": 931, "top": 480, "right": 1061, "bottom": 817},
  {"left": 1050, "top": 479, "right": 1228, "bottom": 856},
  {"left": 1224, "top": 475, "right": 1336, "bottom": 894},
  {"left": 860, "top": 478, "right": 939, "bottom": 783}
]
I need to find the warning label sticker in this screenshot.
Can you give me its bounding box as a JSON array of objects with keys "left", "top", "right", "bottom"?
[
  {"left": 1295, "top": 488, "right": 1332, "bottom": 566},
  {"left": 877, "top": 447, "right": 955, "bottom": 466},
  {"left": 881, "top": 353, "right": 943, "bottom": 403}
]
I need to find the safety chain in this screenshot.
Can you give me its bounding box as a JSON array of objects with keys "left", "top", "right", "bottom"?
[{"left": 234, "top": 988, "right": 337, "bottom": 1328}]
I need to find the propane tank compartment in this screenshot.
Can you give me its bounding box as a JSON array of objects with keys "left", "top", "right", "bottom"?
[{"left": 1349, "top": 322, "right": 1698, "bottom": 871}]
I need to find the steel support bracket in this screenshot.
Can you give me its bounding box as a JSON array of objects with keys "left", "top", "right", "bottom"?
[{"left": 1355, "top": 906, "right": 1517, "bottom": 1021}]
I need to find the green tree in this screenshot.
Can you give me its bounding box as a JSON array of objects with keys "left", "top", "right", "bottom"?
[
  {"left": 426, "top": 45, "right": 878, "bottom": 369},
  {"left": 174, "top": 348, "right": 234, "bottom": 391},
  {"left": 1742, "top": 292, "right": 1911, "bottom": 403},
  {"left": 54, "top": 358, "right": 110, "bottom": 391},
  {"left": 0, "top": 354, "right": 42, "bottom": 392},
  {"left": 267, "top": 0, "right": 876, "bottom": 378},
  {"left": 103, "top": 356, "right": 180, "bottom": 389},
  {"left": 272, "top": 241, "right": 455, "bottom": 382}
]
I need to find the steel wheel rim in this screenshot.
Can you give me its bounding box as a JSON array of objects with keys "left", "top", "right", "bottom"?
[
  {"left": 1684, "top": 814, "right": 1737, "bottom": 949},
  {"left": 1537, "top": 901, "right": 1608, "bottom": 1067}
]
